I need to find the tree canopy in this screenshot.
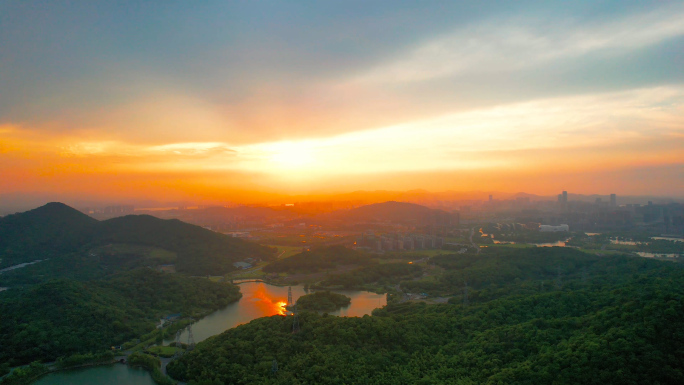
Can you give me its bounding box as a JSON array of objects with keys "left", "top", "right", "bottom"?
[
  {"left": 168, "top": 249, "right": 684, "bottom": 384},
  {"left": 0, "top": 268, "right": 242, "bottom": 366}
]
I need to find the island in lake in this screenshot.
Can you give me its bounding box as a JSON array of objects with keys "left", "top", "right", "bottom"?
[{"left": 293, "top": 291, "right": 351, "bottom": 311}]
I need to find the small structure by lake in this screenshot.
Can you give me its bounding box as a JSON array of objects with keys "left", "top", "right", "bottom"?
[{"left": 233, "top": 261, "right": 252, "bottom": 269}]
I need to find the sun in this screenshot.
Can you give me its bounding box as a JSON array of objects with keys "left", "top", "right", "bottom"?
[{"left": 269, "top": 142, "right": 314, "bottom": 168}]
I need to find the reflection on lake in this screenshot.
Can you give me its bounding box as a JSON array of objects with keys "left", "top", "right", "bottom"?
[
  {"left": 33, "top": 364, "right": 155, "bottom": 385},
  {"left": 167, "top": 282, "right": 386, "bottom": 345}
]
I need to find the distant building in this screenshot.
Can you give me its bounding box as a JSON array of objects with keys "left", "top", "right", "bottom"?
[{"left": 610, "top": 194, "right": 617, "bottom": 207}]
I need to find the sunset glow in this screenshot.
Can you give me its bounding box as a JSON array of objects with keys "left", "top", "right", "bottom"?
[
  {"left": 252, "top": 285, "right": 289, "bottom": 316},
  {"left": 1, "top": 1, "right": 682, "bottom": 207}
]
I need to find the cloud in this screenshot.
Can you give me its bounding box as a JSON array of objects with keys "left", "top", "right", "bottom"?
[{"left": 357, "top": 4, "right": 684, "bottom": 83}]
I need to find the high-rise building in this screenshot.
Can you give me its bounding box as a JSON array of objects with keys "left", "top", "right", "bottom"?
[
  {"left": 610, "top": 194, "right": 617, "bottom": 207},
  {"left": 562, "top": 191, "right": 568, "bottom": 203}
]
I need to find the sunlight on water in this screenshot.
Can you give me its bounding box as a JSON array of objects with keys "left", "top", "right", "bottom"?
[{"left": 165, "top": 282, "right": 385, "bottom": 345}]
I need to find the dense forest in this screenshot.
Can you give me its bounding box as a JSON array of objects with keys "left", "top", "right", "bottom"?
[
  {"left": 295, "top": 291, "right": 351, "bottom": 312},
  {"left": 0, "top": 203, "right": 97, "bottom": 268},
  {"left": 0, "top": 202, "right": 275, "bottom": 282},
  {"left": 0, "top": 268, "right": 241, "bottom": 366},
  {"left": 263, "top": 245, "right": 370, "bottom": 274},
  {"left": 168, "top": 248, "right": 684, "bottom": 384},
  {"left": 318, "top": 263, "right": 422, "bottom": 289}
]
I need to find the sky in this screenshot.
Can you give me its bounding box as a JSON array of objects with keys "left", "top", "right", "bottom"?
[{"left": 1, "top": 0, "right": 683, "bottom": 204}]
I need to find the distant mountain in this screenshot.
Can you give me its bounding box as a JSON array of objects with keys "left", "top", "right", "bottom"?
[
  {"left": 0, "top": 202, "right": 275, "bottom": 276},
  {"left": 0, "top": 202, "right": 98, "bottom": 268},
  {"left": 95, "top": 214, "right": 274, "bottom": 274},
  {"left": 325, "top": 201, "right": 457, "bottom": 225}
]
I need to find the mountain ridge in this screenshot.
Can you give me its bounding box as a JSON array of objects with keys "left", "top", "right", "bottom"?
[{"left": 0, "top": 202, "right": 274, "bottom": 277}]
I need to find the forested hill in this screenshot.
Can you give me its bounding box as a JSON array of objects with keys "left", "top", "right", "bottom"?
[
  {"left": 0, "top": 268, "right": 242, "bottom": 366},
  {"left": 168, "top": 249, "right": 684, "bottom": 384},
  {"left": 0, "top": 202, "right": 274, "bottom": 277},
  {"left": 94, "top": 214, "right": 273, "bottom": 274},
  {"left": 0, "top": 203, "right": 98, "bottom": 268}
]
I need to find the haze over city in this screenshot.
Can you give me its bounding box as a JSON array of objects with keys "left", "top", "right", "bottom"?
[{"left": 1, "top": 1, "right": 683, "bottom": 208}]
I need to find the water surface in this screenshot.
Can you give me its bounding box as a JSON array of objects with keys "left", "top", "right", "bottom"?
[
  {"left": 33, "top": 364, "right": 154, "bottom": 385},
  {"left": 167, "top": 282, "right": 385, "bottom": 344}
]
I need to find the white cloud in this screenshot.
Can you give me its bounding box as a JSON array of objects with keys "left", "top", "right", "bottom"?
[{"left": 357, "top": 4, "right": 684, "bottom": 83}]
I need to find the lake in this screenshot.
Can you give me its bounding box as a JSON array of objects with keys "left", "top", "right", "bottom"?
[
  {"left": 33, "top": 364, "right": 155, "bottom": 385},
  {"left": 166, "top": 282, "right": 386, "bottom": 345},
  {"left": 34, "top": 282, "right": 385, "bottom": 384}
]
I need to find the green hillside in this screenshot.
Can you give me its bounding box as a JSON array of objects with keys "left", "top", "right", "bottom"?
[
  {"left": 0, "top": 203, "right": 275, "bottom": 284},
  {"left": 263, "top": 245, "right": 369, "bottom": 274},
  {"left": 0, "top": 203, "right": 97, "bottom": 269},
  {"left": 0, "top": 268, "right": 241, "bottom": 366},
  {"left": 95, "top": 214, "right": 274, "bottom": 275}
]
